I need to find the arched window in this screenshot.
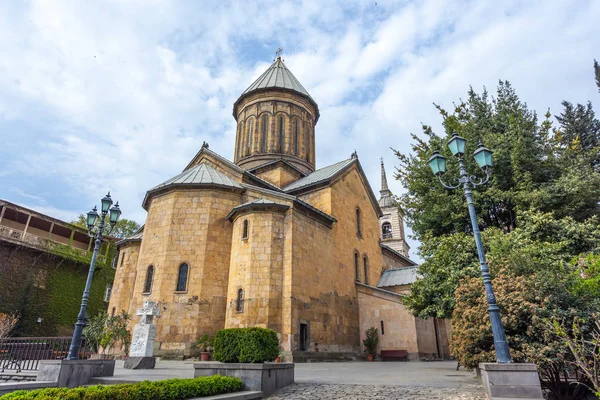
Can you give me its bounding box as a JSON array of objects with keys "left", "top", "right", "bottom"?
[
  {"left": 279, "top": 116, "right": 284, "bottom": 152},
  {"left": 382, "top": 222, "right": 392, "bottom": 238},
  {"left": 176, "top": 263, "right": 189, "bottom": 292},
  {"left": 236, "top": 288, "right": 244, "bottom": 312},
  {"left": 262, "top": 116, "right": 268, "bottom": 153},
  {"left": 247, "top": 119, "right": 253, "bottom": 154},
  {"left": 381, "top": 320, "right": 385, "bottom": 335},
  {"left": 305, "top": 127, "right": 310, "bottom": 162},
  {"left": 111, "top": 307, "right": 116, "bottom": 317},
  {"left": 242, "top": 219, "right": 249, "bottom": 239},
  {"left": 119, "top": 252, "right": 126, "bottom": 268},
  {"left": 356, "top": 208, "right": 362, "bottom": 237},
  {"left": 294, "top": 120, "right": 299, "bottom": 156},
  {"left": 143, "top": 265, "right": 154, "bottom": 294},
  {"left": 354, "top": 252, "right": 360, "bottom": 281},
  {"left": 363, "top": 256, "right": 369, "bottom": 285}
]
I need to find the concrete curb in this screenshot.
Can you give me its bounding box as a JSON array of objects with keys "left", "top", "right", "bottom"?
[{"left": 0, "top": 381, "right": 57, "bottom": 396}]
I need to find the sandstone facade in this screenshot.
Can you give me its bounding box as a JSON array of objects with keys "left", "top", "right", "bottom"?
[{"left": 108, "top": 57, "right": 450, "bottom": 360}]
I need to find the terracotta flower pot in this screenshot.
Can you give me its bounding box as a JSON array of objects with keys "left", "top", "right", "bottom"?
[
  {"left": 200, "top": 352, "right": 210, "bottom": 361},
  {"left": 367, "top": 354, "right": 374, "bottom": 361},
  {"left": 274, "top": 355, "right": 281, "bottom": 363}
]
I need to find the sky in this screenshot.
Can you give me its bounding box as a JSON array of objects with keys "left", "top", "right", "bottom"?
[{"left": 1, "top": 0, "right": 599, "bottom": 261}]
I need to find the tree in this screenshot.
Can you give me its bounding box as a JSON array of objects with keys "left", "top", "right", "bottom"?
[
  {"left": 595, "top": 59, "right": 600, "bottom": 93},
  {"left": 71, "top": 214, "right": 140, "bottom": 239},
  {"left": 554, "top": 101, "right": 600, "bottom": 168},
  {"left": 452, "top": 264, "right": 597, "bottom": 399},
  {"left": 398, "top": 81, "right": 600, "bottom": 319}
]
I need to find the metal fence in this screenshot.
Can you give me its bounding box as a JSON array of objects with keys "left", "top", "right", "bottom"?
[{"left": 0, "top": 337, "right": 90, "bottom": 372}]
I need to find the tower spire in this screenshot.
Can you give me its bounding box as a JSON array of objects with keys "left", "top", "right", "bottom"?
[{"left": 380, "top": 157, "right": 391, "bottom": 195}]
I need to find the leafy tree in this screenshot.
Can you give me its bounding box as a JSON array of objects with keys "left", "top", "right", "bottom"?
[
  {"left": 451, "top": 264, "right": 597, "bottom": 399},
  {"left": 71, "top": 214, "right": 140, "bottom": 239}
]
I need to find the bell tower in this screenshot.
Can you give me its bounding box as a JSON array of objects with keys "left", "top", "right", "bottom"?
[
  {"left": 378, "top": 159, "right": 410, "bottom": 256},
  {"left": 232, "top": 53, "right": 319, "bottom": 176}
]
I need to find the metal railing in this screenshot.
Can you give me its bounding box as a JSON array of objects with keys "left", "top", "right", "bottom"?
[{"left": 0, "top": 337, "right": 91, "bottom": 372}]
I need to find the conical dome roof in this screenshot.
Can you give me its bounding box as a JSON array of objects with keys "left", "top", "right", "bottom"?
[{"left": 234, "top": 57, "right": 319, "bottom": 120}]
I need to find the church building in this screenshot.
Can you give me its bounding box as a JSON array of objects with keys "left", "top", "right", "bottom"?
[{"left": 109, "top": 55, "right": 450, "bottom": 361}]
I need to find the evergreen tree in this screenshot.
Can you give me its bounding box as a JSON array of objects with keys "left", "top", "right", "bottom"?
[
  {"left": 595, "top": 59, "right": 600, "bottom": 93},
  {"left": 554, "top": 100, "right": 600, "bottom": 168},
  {"left": 397, "top": 81, "right": 600, "bottom": 319}
]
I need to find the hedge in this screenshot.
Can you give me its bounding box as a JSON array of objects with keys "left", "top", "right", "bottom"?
[
  {"left": 0, "top": 375, "right": 243, "bottom": 400},
  {"left": 213, "top": 327, "right": 279, "bottom": 363}
]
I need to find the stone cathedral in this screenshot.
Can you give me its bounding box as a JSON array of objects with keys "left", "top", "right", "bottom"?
[{"left": 109, "top": 56, "right": 450, "bottom": 361}]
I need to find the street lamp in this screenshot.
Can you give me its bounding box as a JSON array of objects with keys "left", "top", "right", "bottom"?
[
  {"left": 428, "top": 133, "right": 511, "bottom": 363},
  {"left": 67, "top": 192, "right": 122, "bottom": 360}
]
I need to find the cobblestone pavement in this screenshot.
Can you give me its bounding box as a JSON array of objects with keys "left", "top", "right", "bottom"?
[{"left": 267, "top": 383, "right": 487, "bottom": 399}]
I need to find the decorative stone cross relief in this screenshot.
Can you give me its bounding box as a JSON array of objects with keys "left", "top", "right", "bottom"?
[
  {"left": 136, "top": 300, "right": 160, "bottom": 325},
  {"left": 129, "top": 300, "right": 160, "bottom": 358}
]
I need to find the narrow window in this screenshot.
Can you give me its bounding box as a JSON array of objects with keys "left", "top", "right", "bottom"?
[
  {"left": 363, "top": 256, "right": 369, "bottom": 284},
  {"left": 294, "top": 120, "right": 299, "bottom": 156},
  {"left": 262, "top": 116, "right": 268, "bottom": 153},
  {"left": 176, "top": 263, "right": 189, "bottom": 292},
  {"left": 354, "top": 252, "right": 360, "bottom": 281},
  {"left": 382, "top": 222, "right": 392, "bottom": 238},
  {"left": 104, "top": 283, "right": 112, "bottom": 302},
  {"left": 242, "top": 219, "right": 249, "bottom": 240},
  {"left": 236, "top": 288, "right": 244, "bottom": 312},
  {"left": 120, "top": 252, "right": 126, "bottom": 268},
  {"left": 237, "top": 123, "right": 243, "bottom": 160},
  {"left": 143, "top": 265, "right": 154, "bottom": 294},
  {"left": 111, "top": 255, "right": 118, "bottom": 269},
  {"left": 381, "top": 320, "right": 385, "bottom": 335},
  {"left": 279, "top": 116, "right": 284, "bottom": 152},
  {"left": 111, "top": 307, "right": 116, "bottom": 317},
  {"left": 305, "top": 127, "right": 310, "bottom": 162},
  {"left": 247, "top": 119, "right": 253, "bottom": 153},
  {"left": 356, "top": 208, "right": 362, "bottom": 237}
]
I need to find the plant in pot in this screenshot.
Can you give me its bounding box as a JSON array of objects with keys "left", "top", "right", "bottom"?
[
  {"left": 363, "top": 327, "right": 379, "bottom": 361},
  {"left": 194, "top": 334, "right": 214, "bottom": 361}
]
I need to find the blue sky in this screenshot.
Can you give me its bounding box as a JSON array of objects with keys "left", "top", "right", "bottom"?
[{"left": 1, "top": 0, "right": 599, "bottom": 261}]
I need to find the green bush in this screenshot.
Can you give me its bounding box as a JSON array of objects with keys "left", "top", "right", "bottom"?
[
  {"left": 0, "top": 375, "right": 243, "bottom": 400},
  {"left": 213, "top": 327, "right": 279, "bottom": 363}
]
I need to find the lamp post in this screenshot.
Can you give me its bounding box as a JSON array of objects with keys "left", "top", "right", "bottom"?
[
  {"left": 67, "top": 192, "right": 121, "bottom": 360},
  {"left": 428, "top": 133, "right": 511, "bottom": 363}
]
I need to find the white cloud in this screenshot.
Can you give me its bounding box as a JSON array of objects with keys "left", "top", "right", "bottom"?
[{"left": 1, "top": 0, "right": 599, "bottom": 261}]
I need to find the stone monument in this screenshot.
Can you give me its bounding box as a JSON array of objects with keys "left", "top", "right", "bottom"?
[{"left": 124, "top": 300, "right": 160, "bottom": 369}]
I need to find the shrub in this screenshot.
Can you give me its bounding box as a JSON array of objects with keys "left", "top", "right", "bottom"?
[
  {"left": 0, "top": 313, "right": 19, "bottom": 338},
  {"left": 363, "top": 327, "right": 379, "bottom": 356},
  {"left": 193, "top": 334, "right": 215, "bottom": 352},
  {"left": 0, "top": 375, "right": 243, "bottom": 400},
  {"left": 213, "top": 327, "right": 279, "bottom": 363},
  {"left": 239, "top": 327, "right": 279, "bottom": 363}
]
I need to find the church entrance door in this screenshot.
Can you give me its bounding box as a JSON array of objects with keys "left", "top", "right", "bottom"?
[{"left": 299, "top": 323, "right": 308, "bottom": 351}]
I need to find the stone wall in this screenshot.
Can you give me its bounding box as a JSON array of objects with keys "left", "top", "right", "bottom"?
[
  {"left": 356, "top": 284, "right": 419, "bottom": 358},
  {"left": 225, "top": 209, "right": 286, "bottom": 332},
  {"left": 122, "top": 189, "right": 241, "bottom": 357},
  {"left": 107, "top": 242, "right": 140, "bottom": 317}
]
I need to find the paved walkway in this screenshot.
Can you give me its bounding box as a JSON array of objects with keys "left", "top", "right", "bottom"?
[{"left": 107, "top": 360, "right": 485, "bottom": 399}]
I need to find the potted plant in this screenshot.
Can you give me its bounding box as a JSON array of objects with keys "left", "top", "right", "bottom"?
[
  {"left": 194, "top": 334, "right": 214, "bottom": 361},
  {"left": 363, "top": 327, "right": 379, "bottom": 361}
]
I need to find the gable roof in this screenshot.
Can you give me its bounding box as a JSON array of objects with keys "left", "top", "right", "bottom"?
[
  {"left": 377, "top": 266, "right": 419, "bottom": 288},
  {"left": 380, "top": 243, "right": 417, "bottom": 266},
  {"left": 283, "top": 158, "right": 355, "bottom": 192},
  {"left": 247, "top": 159, "right": 308, "bottom": 178},
  {"left": 283, "top": 156, "right": 383, "bottom": 218}
]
